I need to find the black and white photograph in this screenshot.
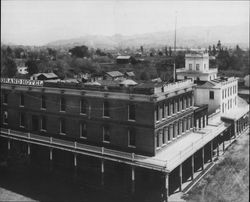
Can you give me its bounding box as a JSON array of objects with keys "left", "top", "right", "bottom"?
[{"left": 1, "top": 1, "right": 249, "bottom": 202}]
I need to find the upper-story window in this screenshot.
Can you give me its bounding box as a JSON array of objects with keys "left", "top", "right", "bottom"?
[
  {"left": 60, "top": 97, "right": 66, "bottom": 112},
  {"left": 172, "top": 101, "right": 175, "bottom": 114},
  {"left": 80, "top": 123, "right": 87, "bottom": 138},
  {"left": 182, "top": 97, "right": 186, "bottom": 110},
  {"left": 189, "top": 64, "right": 192, "bottom": 70},
  {"left": 20, "top": 93, "right": 24, "bottom": 107},
  {"left": 3, "top": 93, "right": 8, "bottom": 105},
  {"left": 162, "top": 103, "right": 165, "bottom": 119},
  {"left": 3, "top": 111, "right": 8, "bottom": 125},
  {"left": 41, "top": 116, "right": 47, "bottom": 131},
  {"left": 20, "top": 112, "right": 25, "bottom": 128},
  {"left": 156, "top": 131, "right": 160, "bottom": 148},
  {"left": 209, "top": 91, "right": 214, "bottom": 100},
  {"left": 196, "top": 64, "right": 200, "bottom": 70},
  {"left": 128, "top": 103, "right": 136, "bottom": 121},
  {"left": 162, "top": 127, "right": 166, "bottom": 144},
  {"left": 103, "top": 126, "right": 110, "bottom": 143},
  {"left": 128, "top": 129, "right": 136, "bottom": 147},
  {"left": 204, "top": 64, "right": 206, "bottom": 69},
  {"left": 103, "top": 101, "right": 110, "bottom": 117},
  {"left": 80, "top": 99, "right": 87, "bottom": 114},
  {"left": 41, "top": 95, "right": 46, "bottom": 109},
  {"left": 60, "top": 119, "right": 66, "bottom": 135},
  {"left": 222, "top": 89, "right": 224, "bottom": 99},
  {"left": 156, "top": 105, "right": 160, "bottom": 121}
]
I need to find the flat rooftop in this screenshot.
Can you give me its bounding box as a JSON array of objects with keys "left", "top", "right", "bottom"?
[{"left": 137, "top": 117, "right": 227, "bottom": 172}]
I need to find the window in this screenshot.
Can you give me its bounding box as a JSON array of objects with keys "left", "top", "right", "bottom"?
[
  {"left": 172, "top": 102, "right": 175, "bottom": 114},
  {"left": 128, "top": 129, "right": 136, "bottom": 147},
  {"left": 209, "top": 91, "right": 214, "bottom": 99},
  {"left": 178, "top": 121, "right": 182, "bottom": 135},
  {"left": 60, "top": 119, "right": 66, "bottom": 134},
  {"left": 179, "top": 99, "right": 182, "bottom": 111},
  {"left": 20, "top": 112, "right": 25, "bottom": 127},
  {"left": 103, "top": 101, "right": 110, "bottom": 117},
  {"left": 183, "top": 97, "right": 185, "bottom": 109},
  {"left": 204, "top": 64, "right": 206, "bottom": 69},
  {"left": 189, "top": 64, "right": 192, "bottom": 70},
  {"left": 80, "top": 123, "right": 87, "bottom": 138},
  {"left": 162, "top": 127, "right": 166, "bottom": 144},
  {"left": 176, "top": 100, "right": 179, "bottom": 112},
  {"left": 222, "top": 103, "right": 224, "bottom": 113},
  {"left": 156, "top": 105, "right": 159, "bottom": 121},
  {"left": 156, "top": 131, "right": 160, "bottom": 148},
  {"left": 186, "top": 97, "right": 189, "bottom": 108},
  {"left": 20, "top": 93, "right": 24, "bottom": 106},
  {"left": 196, "top": 64, "right": 200, "bottom": 70},
  {"left": 103, "top": 126, "right": 110, "bottom": 142},
  {"left": 222, "top": 90, "right": 224, "bottom": 99},
  {"left": 167, "top": 103, "right": 170, "bottom": 116},
  {"left": 162, "top": 103, "right": 165, "bottom": 119},
  {"left": 173, "top": 123, "right": 176, "bottom": 138},
  {"left": 182, "top": 119, "right": 185, "bottom": 133},
  {"left": 41, "top": 95, "right": 46, "bottom": 109},
  {"left": 167, "top": 126, "right": 171, "bottom": 142},
  {"left": 80, "top": 99, "right": 87, "bottom": 114},
  {"left": 41, "top": 116, "right": 47, "bottom": 131},
  {"left": 128, "top": 103, "right": 136, "bottom": 120},
  {"left": 3, "top": 93, "right": 8, "bottom": 105},
  {"left": 190, "top": 96, "right": 193, "bottom": 106},
  {"left": 60, "top": 97, "right": 66, "bottom": 112},
  {"left": 3, "top": 111, "right": 8, "bottom": 124}
]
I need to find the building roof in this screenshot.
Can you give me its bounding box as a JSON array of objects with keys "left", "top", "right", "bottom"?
[
  {"left": 116, "top": 56, "right": 131, "bottom": 60},
  {"left": 33, "top": 73, "right": 58, "bottom": 79},
  {"left": 125, "top": 71, "right": 135, "bottom": 77},
  {"left": 105, "top": 71, "right": 124, "bottom": 78},
  {"left": 120, "top": 79, "right": 137, "bottom": 86},
  {"left": 198, "top": 77, "right": 237, "bottom": 89}
]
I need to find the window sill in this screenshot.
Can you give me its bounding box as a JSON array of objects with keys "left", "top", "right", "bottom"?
[
  {"left": 3, "top": 103, "right": 7, "bottom": 105},
  {"left": 103, "top": 116, "right": 110, "bottom": 118},
  {"left": 20, "top": 105, "right": 24, "bottom": 108},
  {"left": 3, "top": 123, "right": 8, "bottom": 125},
  {"left": 128, "top": 119, "right": 136, "bottom": 122},
  {"left": 20, "top": 126, "right": 25, "bottom": 128},
  {"left": 80, "top": 113, "right": 87, "bottom": 116},
  {"left": 80, "top": 136, "right": 87, "bottom": 139},
  {"left": 156, "top": 147, "right": 161, "bottom": 150},
  {"left": 40, "top": 129, "right": 47, "bottom": 132},
  {"left": 41, "top": 108, "right": 46, "bottom": 111},
  {"left": 59, "top": 133, "right": 66, "bottom": 135},
  {"left": 103, "top": 140, "right": 110, "bottom": 143},
  {"left": 60, "top": 111, "right": 66, "bottom": 113},
  {"left": 128, "top": 145, "right": 136, "bottom": 148}
]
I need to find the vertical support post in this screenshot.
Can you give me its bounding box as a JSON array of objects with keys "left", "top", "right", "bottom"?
[
  {"left": 210, "top": 141, "right": 213, "bottom": 162},
  {"left": 191, "top": 154, "right": 194, "bottom": 180},
  {"left": 162, "top": 172, "right": 169, "bottom": 202},
  {"left": 7, "top": 139, "right": 11, "bottom": 150},
  {"left": 27, "top": 143, "right": 31, "bottom": 155},
  {"left": 179, "top": 164, "right": 182, "bottom": 191},
  {"left": 217, "top": 136, "right": 220, "bottom": 157},
  {"left": 49, "top": 148, "right": 53, "bottom": 171},
  {"left": 73, "top": 153, "right": 77, "bottom": 181},
  {"left": 222, "top": 137, "right": 225, "bottom": 152},
  {"left": 201, "top": 147, "right": 204, "bottom": 170},
  {"left": 131, "top": 166, "right": 135, "bottom": 194},
  {"left": 101, "top": 159, "right": 104, "bottom": 186}
]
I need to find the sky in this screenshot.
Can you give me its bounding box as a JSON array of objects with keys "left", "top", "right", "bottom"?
[{"left": 1, "top": 0, "right": 249, "bottom": 45}]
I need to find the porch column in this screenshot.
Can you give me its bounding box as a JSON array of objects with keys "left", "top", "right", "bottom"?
[
  {"left": 217, "top": 137, "right": 220, "bottom": 157},
  {"left": 162, "top": 173, "right": 169, "bottom": 202},
  {"left": 73, "top": 153, "right": 77, "bottom": 179},
  {"left": 191, "top": 155, "right": 194, "bottom": 180},
  {"left": 101, "top": 159, "right": 104, "bottom": 185},
  {"left": 49, "top": 148, "right": 53, "bottom": 171},
  {"left": 179, "top": 164, "right": 183, "bottom": 191},
  {"left": 131, "top": 166, "right": 135, "bottom": 193},
  {"left": 210, "top": 141, "right": 213, "bottom": 162},
  {"left": 7, "top": 139, "right": 11, "bottom": 151},
  {"left": 201, "top": 147, "right": 204, "bottom": 170}
]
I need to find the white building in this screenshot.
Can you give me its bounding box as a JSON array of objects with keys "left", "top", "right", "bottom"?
[
  {"left": 176, "top": 53, "right": 218, "bottom": 82},
  {"left": 195, "top": 77, "right": 238, "bottom": 114},
  {"left": 17, "top": 66, "right": 28, "bottom": 75}
]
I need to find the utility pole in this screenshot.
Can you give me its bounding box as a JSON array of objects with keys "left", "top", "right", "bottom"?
[{"left": 173, "top": 12, "right": 177, "bottom": 82}]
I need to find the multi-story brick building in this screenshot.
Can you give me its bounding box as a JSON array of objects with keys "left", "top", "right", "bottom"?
[{"left": 1, "top": 78, "right": 197, "bottom": 156}]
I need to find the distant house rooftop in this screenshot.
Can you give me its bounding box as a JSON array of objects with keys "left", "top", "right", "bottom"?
[
  {"left": 31, "top": 72, "right": 58, "bottom": 80},
  {"left": 105, "top": 71, "right": 124, "bottom": 78},
  {"left": 125, "top": 71, "right": 135, "bottom": 77},
  {"left": 116, "top": 56, "right": 131, "bottom": 60}
]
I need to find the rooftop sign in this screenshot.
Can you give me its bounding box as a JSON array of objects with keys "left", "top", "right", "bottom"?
[{"left": 1, "top": 78, "right": 44, "bottom": 86}]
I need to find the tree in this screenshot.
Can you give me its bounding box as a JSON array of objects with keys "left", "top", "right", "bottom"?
[
  {"left": 212, "top": 45, "right": 217, "bottom": 56},
  {"left": 217, "top": 40, "right": 222, "bottom": 51},
  {"left": 169, "top": 47, "right": 172, "bottom": 56},
  {"left": 140, "top": 46, "right": 144, "bottom": 53},
  {"left": 165, "top": 46, "right": 168, "bottom": 56},
  {"left": 26, "top": 60, "right": 38, "bottom": 75},
  {"left": 140, "top": 71, "right": 150, "bottom": 80},
  {"left": 69, "top": 45, "right": 90, "bottom": 58},
  {"left": 1, "top": 58, "right": 17, "bottom": 77},
  {"left": 208, "top": 45, "right": 212, "bottom": 55}
]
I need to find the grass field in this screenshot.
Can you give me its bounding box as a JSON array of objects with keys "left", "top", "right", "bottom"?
[{"left": 184, "top": 132, "right": 249, "bottom": 202}]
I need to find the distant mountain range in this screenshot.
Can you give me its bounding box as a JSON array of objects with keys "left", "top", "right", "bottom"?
[{"left": 4, "top": 24, "right": 249, "bottom": 49}]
